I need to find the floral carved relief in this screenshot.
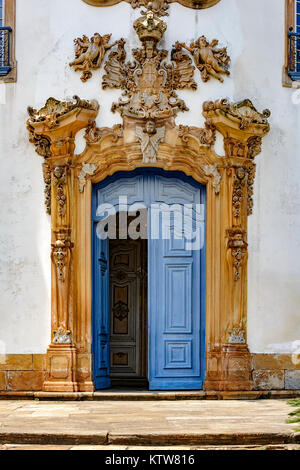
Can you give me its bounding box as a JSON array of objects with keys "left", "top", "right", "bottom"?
[
  {"left": 42, "top": 163, "right": 52, "bottom": 215},
  {"left": 52, "top": 167, "right": 68, "bottom": 218},
  {"left": 84, "top": 120, "right": 123, "bottom": 144},
  {"left": 232, "top": 167, "right": 248, "bottom": 218}
]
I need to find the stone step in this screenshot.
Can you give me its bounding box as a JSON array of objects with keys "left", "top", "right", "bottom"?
[
  {"left": 0, "top": 389, "right": 300, "bottom": 401},
  {"left": 0, "top": 430, "right": 299, "bottom": 447}
]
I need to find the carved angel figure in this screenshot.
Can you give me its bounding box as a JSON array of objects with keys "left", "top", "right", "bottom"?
[
  {"left": 69, "top": 33, "right": 117, "bottom": 82},
  {"left": 136, "top": 120, "right": 165, "bottom": 163},
  {"left": 179, "top": 36, "right": 230, "bottom": 83}
]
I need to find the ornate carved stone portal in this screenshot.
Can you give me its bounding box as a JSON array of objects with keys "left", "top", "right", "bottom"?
[{"left": 27, "top": 7, "right": 270, "bottom": 392}]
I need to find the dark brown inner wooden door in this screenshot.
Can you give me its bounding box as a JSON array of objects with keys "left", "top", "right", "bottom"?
[{"left": 109, "top": 237, "right": 148, "bottom": 387}]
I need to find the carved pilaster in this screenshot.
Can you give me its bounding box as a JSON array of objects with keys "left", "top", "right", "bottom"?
[
  {"left": 203, "top": 99, "right": 270, "bottom": 391},
  {"left": 27, "top": 96, "right": 99, "bottom": 392}
]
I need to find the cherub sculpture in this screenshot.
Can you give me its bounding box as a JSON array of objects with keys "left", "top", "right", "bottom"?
[
  {"left": 69, "top": 33, "right": 117, "bottom": 82},
  {"left": 179, "top": 36, "right": 230, "bottom": 83},
  {"left": 136, "top": 120, "right": 165, "bottom": 163}
]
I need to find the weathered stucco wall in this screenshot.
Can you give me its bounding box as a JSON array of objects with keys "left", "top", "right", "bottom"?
[{"left": 0, "top": 0, "right": 299, "bottom": 355}]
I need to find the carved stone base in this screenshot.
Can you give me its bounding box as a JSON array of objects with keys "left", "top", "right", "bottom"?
[
  {"left": 204, "top": 344, "right": 254, "bottom": 391},
  {"left": 43, "top": 345, "right": 78, "bottom": 392}
]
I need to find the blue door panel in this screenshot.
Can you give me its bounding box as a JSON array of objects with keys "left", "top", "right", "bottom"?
[{"left": 92, "top": 222, "right": 111, "bottom": 389}]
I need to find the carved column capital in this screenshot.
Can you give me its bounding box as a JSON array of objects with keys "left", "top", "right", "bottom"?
[{"left": 27, "top": 96, "right": 99, "bottom": 161}]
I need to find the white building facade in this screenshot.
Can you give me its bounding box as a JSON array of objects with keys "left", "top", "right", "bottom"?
[{"left": 0, "top": 0, "right": 299, "bottom": 393}]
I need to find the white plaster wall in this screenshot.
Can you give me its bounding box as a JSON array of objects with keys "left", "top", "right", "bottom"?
[{"left": 0, "top": 0, "right": 299, "bottom": 353}]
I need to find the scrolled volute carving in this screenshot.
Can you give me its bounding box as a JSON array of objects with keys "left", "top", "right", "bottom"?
[
  {"left": 178, "top": 120, "right": 216, "bottom": 146},
  {"left": 27, "top": 122, "right": 51, "bottom": 158},
  {"left": 84, "top": 120, "right": 123, "bottom": 145}
]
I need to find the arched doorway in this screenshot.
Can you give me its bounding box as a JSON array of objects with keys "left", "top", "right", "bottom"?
[{"left": 92, "top": 169, "right": 206, "bottom": 390}]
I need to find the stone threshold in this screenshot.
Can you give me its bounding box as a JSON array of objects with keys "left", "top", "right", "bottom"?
[
  {"left": 0, "top": 389, "right": 299, "bottom": 401},
  {"left": 0, "top": 431, "right": 299, "bottom": 447}
]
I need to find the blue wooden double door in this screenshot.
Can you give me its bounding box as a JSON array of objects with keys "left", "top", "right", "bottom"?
[{"left": 92, "top": 169, "right": 206, "bottom": 390}]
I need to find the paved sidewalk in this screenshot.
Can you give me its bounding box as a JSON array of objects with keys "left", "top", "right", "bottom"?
[{"left": 0, "top": 399, "right": 299, "bottom": 446}]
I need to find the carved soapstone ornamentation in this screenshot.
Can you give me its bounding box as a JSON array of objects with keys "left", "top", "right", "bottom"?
[
  {"left": 232, "top": 166, "right": 248, "bottom": 218},
  {"left": 27, "top": 96, "right": 99, "bottom": 129},
  {"left": 136, "top": 120, "right": 165, "bottom": 163},
  {"left": 53, "top": 327, "right": 72, "bottom": 344},
  {"left": 203, "top": 163, "right": 221, "bottom": 194},
  {"left": 178, "top": 36, "right": 230, "bottom": 83},
  {"left": 247, "top": 163, "right": 256, "bottom": 216},
  {"left": 79, "top": 163, "right": 99, "bottom": 192},
  {"left": 42, "top": 163, "right": 52, "bottom": 215},
  {"left": 202, "top": 98, "right": 270, "bottom": 132},
  {"left": 69, "top": 33, "right": 119, "bottom": 82},
  {"left": 228, "top": 326, "right": 246, "bottom": 344},
  {"left": 178, "top": 121, "right": 216, "bottom": 146},
  {"left": 104, "top": 10, "right": 190, "bottom": 120},
  {"left": 27, "top": 123, "right": 51, "bottom": 158},
  {"left": 227, "top": 228, "right": 248, "bottom": 282},
  {"left": 51, "top": 230, "right": 73, "bottom": 282},
  {"left": 84, "top": 120, "right": 123, "bottom": 144}
]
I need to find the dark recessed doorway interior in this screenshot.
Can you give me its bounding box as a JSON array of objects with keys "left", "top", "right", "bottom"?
[{"left": 109, "top": 213, "right": 148, "bottom": 388}]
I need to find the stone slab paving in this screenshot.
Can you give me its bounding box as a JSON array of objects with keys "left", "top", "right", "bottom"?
[{"left": 0, "top": 399, "right": 298, "bottom": 446}]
